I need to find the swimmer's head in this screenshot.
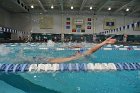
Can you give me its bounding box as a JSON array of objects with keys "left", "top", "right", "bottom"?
[{"left": 77, "top": 49, "right": 85, "bottom": 54}]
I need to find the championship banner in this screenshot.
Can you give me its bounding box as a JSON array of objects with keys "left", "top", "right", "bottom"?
[
  {"left": 104, "top": 18, "right": 115, "bottom": 30},
  {"left": 72, "top": 18, "right": 85, "bottom": 32},
  {"left": 65, "top": 17, "right": 71, "bottom": 30},
  {"left": 39, "top": 16, "right": 53, "bottom": 29}
]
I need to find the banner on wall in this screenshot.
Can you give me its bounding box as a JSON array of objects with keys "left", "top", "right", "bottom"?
[
  {"left": 104, "top": 18, "right": 115, "bottom": 30},
  {"left": 72, "top": 18, "right": 85, "bottom": 33},
  {"left": 39, "top": 16, "right": 53, "bottom": 29},
  {"left": 100, "top": 20, "right": 140, "bottom": 35},
  {"left": 86, "top": 18, "right": 92, "bottom": 30},
  {"left": 65, "top": 17, "right": 93, "bottom": 33},
  {"left": 65, "top": 17, "right": 71, "bottom": 29}
]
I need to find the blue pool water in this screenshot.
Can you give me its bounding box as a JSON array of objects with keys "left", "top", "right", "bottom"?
[{"left": 0, "top": 43, "right": 140, "bottom": 93}]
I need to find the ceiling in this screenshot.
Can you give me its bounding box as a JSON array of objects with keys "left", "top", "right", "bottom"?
[{"left": 0, "top": 0, "right": 140, "bottom": 16}]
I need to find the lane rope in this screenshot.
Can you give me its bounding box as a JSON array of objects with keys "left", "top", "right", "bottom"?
[{"left": 0, "top": 63, "right": 140, "bottom": 73}]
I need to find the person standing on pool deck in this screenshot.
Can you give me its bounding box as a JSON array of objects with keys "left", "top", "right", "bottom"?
[{"left": 37, "top": 37, "right": 116, "bottom": 63}]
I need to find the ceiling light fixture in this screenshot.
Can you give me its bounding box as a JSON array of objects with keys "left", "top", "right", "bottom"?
[
  {"left": 108, "top": 7, "right": 111, "bottom": 11},
  {"left": 51, "top": 5, "right": 54, "bottom": 9},
  {"left": 90, "top": 6, "right": 92, "bottom": 10},
  {"left": 126, "top": 8, "right": 129, "bottom": 11},
  {"left": 31, "top": 5, "right": 34, "bottom": 8},
  {"left": 71, "top": 6, "right": 73, "bottom": 9}
]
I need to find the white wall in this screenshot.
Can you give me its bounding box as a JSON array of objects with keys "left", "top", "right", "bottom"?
[
  {"left": 31, "top": 14, "right": 140, "bottom": 35},
  {"left": 0, "top": 8, "right": 32, "bottom": 32},
  {"left": 0, "top": 6, "right": 140, "bottom": 37},
  {"left": 0, "top": 8, "right": 11, "bottom": 27},
  {"left": 10, "top": 13, "right": 32, "bottom": 32},
  {"left": 31, "top": 14, "right": 95, "bottom": 34},
  {"left": 10, "top": 13, "right": 32, "bottom": 39},
  {"left": 95, "top": 15, "right": 140, "bottom": 35},
  {"left": 0, "top": 7, "right": 32, "bottom": 40}
]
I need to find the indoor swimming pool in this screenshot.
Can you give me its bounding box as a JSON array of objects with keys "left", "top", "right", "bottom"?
[{"left": 0, "top": 42, "right": 140, "bottom": 93}]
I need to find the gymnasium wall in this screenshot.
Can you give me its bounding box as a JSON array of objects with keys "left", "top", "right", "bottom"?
[
  {"left": 10, "top": 13, "right": 32, "bottom": 33},
  {"left": 0, "top": 7, "right": 31, "bottom": 32},
  {"left": 0, "top": 8, "right": 11, "bottom": 27},
  {"left": 31, "top": 14, "right": 140, "bottom": 35},
  {"left": 96, "top": 15, "right": 140, "bottom": 35},
  {"left": 0, "top": 6, "right": 140, "bottom": 36},
  {"left": 0, "top": 7, "right": 32, "bottom": 39},
  {"left": 10, "top": 13, "right": 32, "bottom": 40}
]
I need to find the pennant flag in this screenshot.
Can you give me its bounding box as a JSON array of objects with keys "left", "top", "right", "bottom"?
[
  {"left": 13, "top": 30, "right": 15, "bottom": 33},
  {"left": 11, "top": 30, "right": 13, "bottom": 33},
  {"left": 119, "top": 27, "right": 121, "bottom": 31},
  {"left": 134, "top": 23, "right": 137, "bottom": 27},
  {"left": 131, "top": 23, "right": 134, "bottom": 28},
  {"left": 3, "top": 28, "right": 5, "bottom": 32},
  {"left": 137, "top": 22, "right": 140, "bottom": 27},
  {"left": 0, "top": 27, "right": 2, "bottom": 31},
  {"left": 127, "top": 25, "right": 129, "bottom": 29},
  {"left": 123, "top": 26, "right": 125, "bottom": 29},
  {"left": 7, "top": 28, "right": 9, "bottom": 32},
  {"left": 114, "top": 29, "right": 115, "bottom": 32},
  {"left": 2, "top": 27, "right": 4, "bottom": 31},
  {"left": 7, "top": 28, "right": 8, "bottom": 32},
  {"left": 0, "top": 26, "right": 26, "bottom": 34},
  {"left": 116, "top": 28, "right": 118, "bottom": 31},
  {"left": 5, "top": 28, "right": 7, "bottom": 32}
]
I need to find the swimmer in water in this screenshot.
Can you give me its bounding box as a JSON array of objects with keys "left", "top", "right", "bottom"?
[{"left": 34, "top": 37, "right": 116, "bottom": 63}]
